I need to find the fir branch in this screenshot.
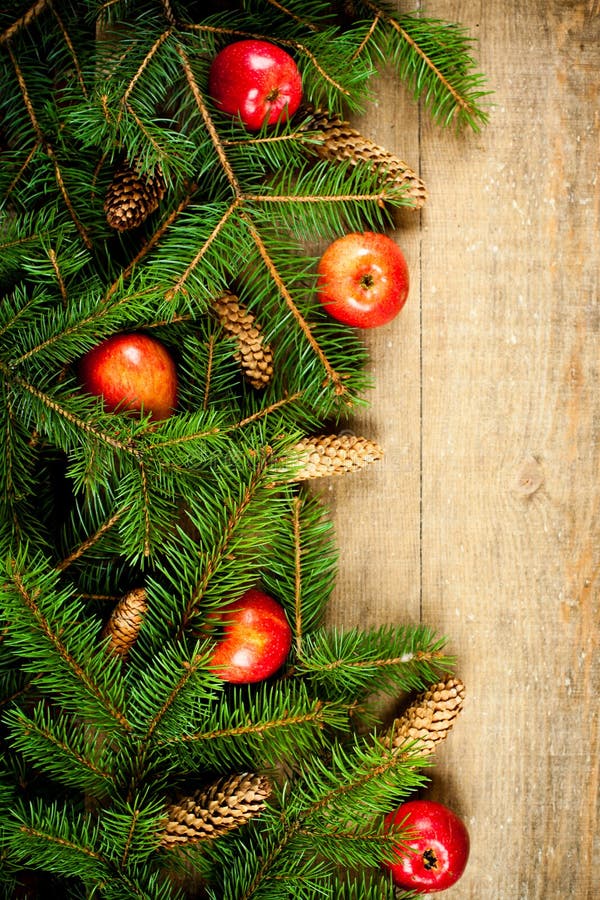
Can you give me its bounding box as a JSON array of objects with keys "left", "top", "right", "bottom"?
[
  {"left": 4, "top": 39, "right": 94, "bottom": 246},
  {"left": 158, "top": 682, "right": 351, "bottom": 770},
  {"left": 262, "top": 491, "right": 338, "bottom": 654},
  {"left": 99, "top": 793, "right": 170, "bottom": 872},
  {"left": 262, "top": 0, "right": 320, "bottom": 30},
  {"left": 55, "top": 505, "right": 129, "bottom": 573},
  {"left": 130, "top": 642, "right": 220, "bottom": 743},
  {"left": 174, "top": 444, "right": 278, "bottom": 634},
  {"left": 296, "top": 623, "right": 453, "bottom": 701},
  {"left": 243, "top": 213, "right": 348, "bottom": 398},
  {"left": 115, "top": 28, "right": 174, "bottom": 130},
  {"left": 3, "top": 366, "right": 139, "bottom": 457},
  {"left": 164, "top": 199, "right": 242, "bottom": 303},
  {"left": 50, "top": 5, "right": 88, "bottom": 100},
  {"left": 0, "top": 0, "right": 50, "bottom": 47},
  {"left": 176, "top": 43, "right": 243, "bottom": 195},
  {"left": 2, "top": 555, "right": 131, "bottom": 733},
  {"left": 103, "top": 182, "right": 199, "bottom": 304},
  {"left": 221, "top": 736, "right": 428, "bottom": 899},
  {"left": 352, "top": 0, "right": 490, "bottom": 131},
  {"left": 7, "top": 800, "right": 109, "bottom": 884},
  {"left": 4, "top": 705, "right": 117, "bottom": 794}
]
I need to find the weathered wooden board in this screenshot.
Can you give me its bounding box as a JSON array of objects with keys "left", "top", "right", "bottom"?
[{"left": 326, "top": 2, "right": 599, "bottom": 897}]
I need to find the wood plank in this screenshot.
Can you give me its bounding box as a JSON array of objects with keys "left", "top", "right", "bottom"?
[
  {"left": 325, "top": 67, "right": 423, "bottom": 628},
  {"left": 328, "top": 1, "right": 599, "bottom": 896}
]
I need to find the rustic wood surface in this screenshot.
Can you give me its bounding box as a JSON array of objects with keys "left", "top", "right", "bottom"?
[{"left": 325, "top": 2, "right": 599, "bottom": 897}]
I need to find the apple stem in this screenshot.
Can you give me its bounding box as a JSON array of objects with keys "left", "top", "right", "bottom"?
[{"left": 423, "top": 848, "right": 439, "bottom": 871}]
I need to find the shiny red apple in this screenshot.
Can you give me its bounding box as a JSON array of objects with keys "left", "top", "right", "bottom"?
[
  {"left": 208, "top": 588, "right": 292, "bottom": 684},
  {"left": 79, "top": 332, "right": 178, "bottom": 421},
  {"left": 383, "top": 800, "right": 470, "bottom": 893},
  {"left": 316, "top": 231, "right": 410, "bottom": 328},
  {"left": 208, "top": 39, "right": 303, "bottom": 131}
]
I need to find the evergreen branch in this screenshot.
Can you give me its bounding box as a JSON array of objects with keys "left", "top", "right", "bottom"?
[
  {"left": 121, "top": 807, "right": 141, "bottom": 868},
  {"left": 55, "top": 506, "right": 129, "bottom": 573},
  {"left": 116, "top": 27, "right": 174, "bottom": 128},
  {"left": 5, "top": 705, "right": 117, "bottom": 791},
  {"left": 4, "top": 367, "right": 139, "bottom": 456},
  {"left": 234, "top": 738, "right": 427, "bottom": 899},
  {"left": 138, "top": 456, "right": 152, "bottom": 558},
  {"left": 159, "top": 680, "right": 352, "bottom": 773},
  {"left": 46, "top": 247, "right": 68, "bottom": 307},
  {"left": 19, "top": 826, "right": 103, "bottom": 861},
  {"left": 176, "top": 44, "right": 243, "bottom": 195},
  {"left": 242, "top": 212, "right": 348, "bottom": 398},
  {"left": 98, "top": 794, "right": 170, "bottom": 881},
  {"left": 102, "top": 182, "right": 199, "bottom": 304},
  {"left": 141, "top": 649, "right": 215, "bottom": 742},
  {"left": 262, "top": 492, "right": 337, "bottom": 655},
  {"left": 164, "top": 199, "right": 242, "bottom": 303},
  {"left": 0, "top": 0, "right": 50, "bottom": 46},
  {"left": 5, "top": 43, "right": 94, "bottom": 247},
  {"left": 5, "top": 565, "right": 131, "bottom": 732},
  {"left": 292, "top": 496, "right": 304, "bottom": 655},
  {"left": 202, "top": 332, "right": 216, "bottom": 409},
  {"left": 176, "top": 707, "right": 329, "bottom": 743},
  {"left": 4, "top": 140, "right": 41, "bottom": 197},
  {"left": 246, "top": 189, "right": 387, "bottom": 206},
  {"left": 262, "top": 0, "right": 320, "bottom": 31},
  {"left": 5, "top": 42, "right": 43, "bottom": 141},
  {"left": 351, "top": 12, "right": 382, "bottom": 61},
  {"left": 296, "top": 623, "right": 452, "bottom": 701},
  {"left": 50, "top": 5, "right": 88, "bottom": 100},
  {"left": 355, "top": 1, "right": 490, "bottom": 130},
  {"left": 231, "top": 392, "right": 304, "bottom": 431},
  {"left": 160, "top": 0, "right": 177, "bottom": 27},
  {"left": 45, "top": 144, "right": 94, "bottom": 249},
  {"left": 177, "top": 446, "right": 275, "bottom": 633}
]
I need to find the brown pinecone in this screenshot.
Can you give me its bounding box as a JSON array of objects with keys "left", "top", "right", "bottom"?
[
  {"left": 305, "top": 109, "right": 427, "bottom": 209},
  {"left": 160, "top": 772, "right": 272, "bottom": 848},
  {"left": 213, "top": 292, "right": 273, "bottom": 389},
  {"left": 103, "top": 587, "right": 148, "bottom": 657},
  {"left": 104, "top": 158, "right": 166, "bottom": 231},
  {"left": 291, "top": 433, "right": 384, "bottom": 481},
  {"left": 389, "top": 677, "right": 466, "bottom": 756}
]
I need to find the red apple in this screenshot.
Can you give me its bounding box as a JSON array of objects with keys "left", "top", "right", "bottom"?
[
  {"left": 316, "top": 231, "right": 410, "bottom": 328},
  {"left": 383, "top": 800, "right": 470, "bottom": 893},
  {"left": 208, "top": 588, "right": 292, "bottom": 684},
  {"left": 79, "top": 332, "right": 178, "bottom": 421},
  {"left": 208, "top": 39, "right": 303, "bottom": 131}
]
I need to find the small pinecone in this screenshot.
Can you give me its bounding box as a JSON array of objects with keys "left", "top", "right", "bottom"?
[
  {"left": 389, "top": 677, "right": 466, "bottom": 756},
  {"left": 213, "top": 292, "right": 274, "bottom": 389},
  {"left": 104, "top": 158, "right": 166, "bottom": 231},
  {"left": 291, "top": 433, "right": 384, "bottom": 480},
  {"left": 103, "top": 587, "right": 148, "bottom": 657},
  {"left": 305, "top": 109, "right": 427, "bottom": 209},
  {"left": 160, "top": 772, "right": 272, "bottom": 848}
]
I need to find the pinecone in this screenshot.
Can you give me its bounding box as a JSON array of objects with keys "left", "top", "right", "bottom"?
[
  {"left": 305, "top": 109, "right": 427, "bottom": 209},
  {"left": 160, "top": 772, "right": 272, "bottom": 848},
  {"left": 291, "top": 433, "right": 384, "bottom": 480},
  {"left": 103, "top": 587, "right": 148, "bottom": 657},
  {"left": 388, "top": 677, "right": 466, "bottom": 756},
  {"left": 213, "top": 293, "right": 274, "bottom": 389},
  {"left": 104, "top": 158, "right": 166, "bottom": 231}
]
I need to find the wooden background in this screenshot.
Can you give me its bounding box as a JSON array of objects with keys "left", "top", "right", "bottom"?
[{"left": 325, "top": 2, "right": 599, "bottom": 897}]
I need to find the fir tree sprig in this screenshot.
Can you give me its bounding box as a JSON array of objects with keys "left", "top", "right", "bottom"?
[
  {"left": 0, "top": 1, "right": 485, "bottom": 894},
  {"left": 295, "top": 622, "right": 453, "bottom": 702}
]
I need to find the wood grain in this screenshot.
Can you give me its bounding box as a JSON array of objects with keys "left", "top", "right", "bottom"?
[{"left": 326, "top": 2, "right": 599, "bottom": 896}]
